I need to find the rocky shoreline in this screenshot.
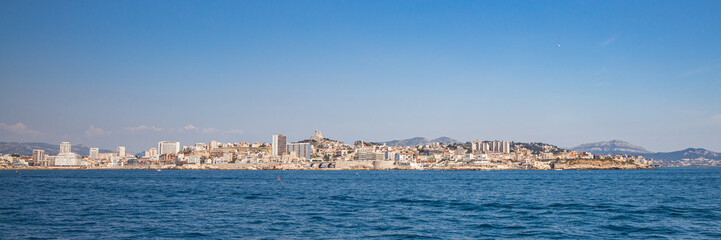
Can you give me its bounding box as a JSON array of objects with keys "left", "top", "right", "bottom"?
[{"left": 3, "top": 159, "right": 653, "bottom": 171}]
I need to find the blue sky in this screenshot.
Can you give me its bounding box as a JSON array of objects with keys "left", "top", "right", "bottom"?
[{"left": 1, "top": 0, "right": 720, "bottom": 153}]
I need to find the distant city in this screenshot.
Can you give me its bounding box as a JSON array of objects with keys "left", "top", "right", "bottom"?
[{"left": 9, "top": 129, "right": 715, "bottom": 170}]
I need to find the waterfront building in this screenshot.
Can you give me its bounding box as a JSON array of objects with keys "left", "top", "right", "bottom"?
[
  {"left": 272, "top": 134, "right": 286, "bottom": 156},
  {"left": 32, "top": 149, "right": 46, "bottom": 166},
  {"left": 55, "top": 142, "right": 82, "bottom": 166},
  {"left": 212, "top": 153, "right": 231, "bottom": 165},
  {"left": 89, "top": 148, "right": 99, "bottom": 160},
  {"left": 158, "top": 141, "right": 180, "bottom": 154},
  {"left": 12, "top": 157, "right": 29, "bottom": 168},
  {"left": 117, "top": 146, "right": 126, "bottom": 157},
  {"left": 286, "top": 143, "right": 311, "bottom": 160},
  {"left": 55, "top": 154, "right": 82, "bottom": 166},
  {"left": 188, "top": 156, "right": 201, "bottom": 164},
  {"left": 356, "top": 151, "right": 384, "bottom": 161},
  {"left": 54, "top": 142, "right": 82, "bottom": 167},
  {"left": 385, "top": 151, "right": 400, "bottom": 161}
]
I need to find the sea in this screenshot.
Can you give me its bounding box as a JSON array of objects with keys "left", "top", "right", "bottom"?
[{"left": 1, "top": 168, "right": 720, "bottom": 239}]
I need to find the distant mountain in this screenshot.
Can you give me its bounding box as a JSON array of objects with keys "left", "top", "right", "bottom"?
[
  {"left": 570, "top": 140, "right": 651, "bottom": 155},
  {"left": 381, "top": 137, "right": 461, "bottom": 147},
  {"left": 571, "top": 140, "right": 721, "bottom": 163},
  {"left": 430, "top": 137, "right": 462, "bottom": 144},
  {"left": 644, "top": 148, "right": 721, "bottom": 162},
  {"left": 0, "top": 142, "right": 113, "bottom": 156}
]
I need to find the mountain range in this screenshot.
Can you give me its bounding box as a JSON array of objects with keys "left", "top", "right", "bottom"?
[
  {"left": 0, "top": 142, "right": 114, "bottom": 156},
  {"left": 570, "top": 140, "right": 652, "bottom": 155},
  {"left": 381, "top": 137, "right": 462, "bottom": 147},
  {"left": 570, "top": 140, "right": 721, "bottom": 162}
]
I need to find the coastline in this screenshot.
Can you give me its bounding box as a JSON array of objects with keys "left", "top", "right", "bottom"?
[{"left": 2, "top": 159, "right": 654, "bottom": 171}]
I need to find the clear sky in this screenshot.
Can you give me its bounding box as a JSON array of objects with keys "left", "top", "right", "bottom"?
[{"left": 1, "top": 0, "right": 720, "bottom": 153}]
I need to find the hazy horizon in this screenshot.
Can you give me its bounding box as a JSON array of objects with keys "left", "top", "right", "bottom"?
[{"left": 2, "top": 1, "right": 720, "bottom": 153}]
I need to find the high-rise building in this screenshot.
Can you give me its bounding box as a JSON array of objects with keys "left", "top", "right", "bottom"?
[
  {"left": 32, "top": 149, "right": 45, "bottom": 166},
  {"left": 272, "top": 134, "right": 286, "bottom": 156},
  {"left": 488, "top": 141, "right": 511, "bottom": 153},
  {"left": 502, "top": 141, "right": 511, "bottom": 153},
  {"left": 491, "top": 141, "right": 499, "bottom": 152},
  {"left": 149, "top": 147, "right": 158, "bottom": 157},
  {"left": 60, "top": 142, "right": 71, "bottom": 154},
  {"left": 209, "top": 140, "right": 220, "bottom": 149},
  {"left": 158, "top": 141, "right": 180, "bottom": 155},
  {"left": 55, "top": 141, "right": 81, "bottom": 166},
  {"left": 286, "top": 143, "right": 311, "bottom": 159},
  {"left": 471, "top": 140, "right": 494, "bottom": 153},
  {"left": 89, "top": 148, "right": 99, "bottom": 160},
  {"left": 117, "top": 146, "right": 126, "bottom": 157}
]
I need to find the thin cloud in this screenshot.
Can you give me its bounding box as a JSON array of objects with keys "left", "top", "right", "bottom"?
[
  {"left": 227, "top": 129, "right": 244, "bottom": 134},
  {"left": 126, "top": 125, "right": 164, "bottom": 132},
  {"left": 600, "top": 34, "right": 620, "bottom": 47},
  {"left": 84, "top": 125, "right": 109, "bottom": 137},
  {"left": 125, "top": 124, "right": 243, "bottom": 135},
  {"left": 201, "top": 128, "right": 220, "bottom": 134},
  {"left": 0, "top": 122, "right": 42, "bottom": 136},
  {"left": 184, "top": 125, "right": 229, "bottom": 134},
  {"left": 710, "top": 114, "right": 721, "bottom": 123},
  {"left": 682, "top": 61, "right": 721, "bottom": 77}
]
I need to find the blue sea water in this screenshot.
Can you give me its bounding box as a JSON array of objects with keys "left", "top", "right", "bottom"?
[{"left": 1, "top": 168, "right": 720, "bottom": 239}]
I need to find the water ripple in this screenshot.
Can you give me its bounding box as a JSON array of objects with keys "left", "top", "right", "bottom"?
[{"left": 1, "top": 168, "right": 720, "bottom": 239}]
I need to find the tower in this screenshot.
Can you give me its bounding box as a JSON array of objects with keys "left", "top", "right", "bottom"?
[
  {"left": 89, "top": 148, "right": 99, "bottom": 160},
  {"left": 60, "top": 142, "right": 71, "bottom": 154},
  {"left": 118, "top": 146, "right": 126, "bottom": 157},
  {"left": 272, "top": 134, "right": 286, "bottom": 156},
  {"left": 32, "top": 149, "right": 45, "bottom": 166}
]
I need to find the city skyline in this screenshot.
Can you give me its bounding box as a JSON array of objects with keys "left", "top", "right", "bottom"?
[{"left": 2, "top": 1, "right": 721, "bottom": 152}]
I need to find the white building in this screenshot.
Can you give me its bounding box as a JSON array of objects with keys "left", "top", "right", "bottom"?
[
  {"left": 89, "top": 148, "right": 99, "bottom": 160},
  {"left": 117, "top": 146, "right": 126, "bottom": 157},
  {"left": 60, "top": 142, "right": 71, "bottom": 154},
  {"left": 209, "top": 140, "right": 220, "bottom": 149},
  {"left": 12, "top": 157, "right": 29, "bottom": 168},
  {"left": 55, "top": 141, "right": 82, "bottom": 166},
  {"left": 212, "top": 153, "right": 231, "bottom": 165},
  {"left": 158, "top": 141, "right": 180, "bottom": 155},
  {"left": 146, "top": 147, "right": 158, "bottom": 157},
  {"left": 188, "top": 156, "right": 201, "bottom": 164}
]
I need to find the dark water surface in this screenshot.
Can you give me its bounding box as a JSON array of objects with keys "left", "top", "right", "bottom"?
[{"left": 1, "top": 168, "right": 720, "bottom": 239}]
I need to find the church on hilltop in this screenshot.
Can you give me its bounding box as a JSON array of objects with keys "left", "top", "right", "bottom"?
[{"left": 310, "top": 129, "right": 324, "bottom": 141}]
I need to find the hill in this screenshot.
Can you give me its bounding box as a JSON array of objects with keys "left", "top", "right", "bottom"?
[
  {"left": 571, "top": 140, "right": 721, "bottom": 164},
  {"left": 570, "top": 140, "right": 651, "bottom": 155},
  {"left": 0, "top": 142, "right": 114, "bottom": 156},
  {"left": 381, "top": 137, "right": 461, "bottom": 147},
  {"left": 644, "top": 148, "right": 721, "bottom": 161}
]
